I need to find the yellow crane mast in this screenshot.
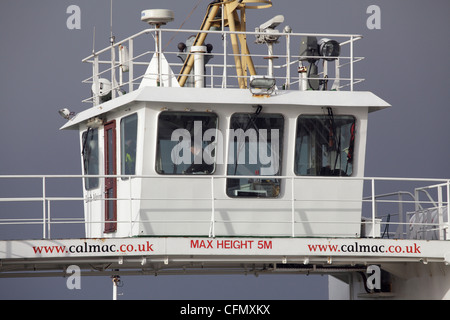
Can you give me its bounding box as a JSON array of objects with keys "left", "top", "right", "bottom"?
[{"left": 177, "top": 0, "right": 272, "bottom": 88}]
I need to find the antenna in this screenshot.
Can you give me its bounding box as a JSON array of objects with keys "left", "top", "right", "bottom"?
[
  {"left": 109, "top": 0, "right": 115, "bottom": 45},
  {"left": 92, "top": 26, "right": 96, "bottom": 54},
  {"left": 141, "top": 9, "right": 174, "bottom": 87}
]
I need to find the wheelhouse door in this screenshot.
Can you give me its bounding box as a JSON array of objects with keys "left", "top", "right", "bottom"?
[{"left": 104, "top": 120, "right": 117, "bottom": 233}]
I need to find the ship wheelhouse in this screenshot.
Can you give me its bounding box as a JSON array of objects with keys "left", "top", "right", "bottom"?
[
  {"left": 67, "top": 86, "right": 387, "bottom": 238},
  {"left": 3, "top": 0, "right": 450, "bottom": 301},
  {"left": 60, "top": 3, "right": 390, "bottom": 239}
]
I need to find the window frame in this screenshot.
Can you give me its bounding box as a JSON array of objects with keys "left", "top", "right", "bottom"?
[
  {"left": 104, "top": 120, "right": 117, "bottom": 233},
  {"left": 226, "top": 112, "right": 284, "bottom": 198},
  {"left": 81, "top": 128, "right": 99, "bottom": 190},
  {"left": 155, "top": 111, "right": 219, "bottom": 175},
  {"left": 120, "top": 113, "right": 138, "bottom": 177},
  {"left": 294, "top": 113, "right": 356, "bottom": 177}
]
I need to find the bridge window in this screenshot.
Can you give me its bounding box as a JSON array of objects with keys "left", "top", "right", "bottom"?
[
  {"left": 156, "top": 111, "right": 218, "bottom": 175},
  {"left": 82, "top": 128, "right": 99, "bottom": 190},
  {"left": 121, "top": 113, "right": 138, "bottom": 176},
  {"left": 226, "top": 112, "right": 284, "bottom": 198},
  {"left": 295, "top": 113, "right": 355, "bottom": 176}
]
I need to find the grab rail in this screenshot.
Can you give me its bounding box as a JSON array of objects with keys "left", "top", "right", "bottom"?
[
  {"left": 81, "top": 28, "right": 364, "bottom": 105},
  {"left": 0, "top": 175, "right": 448, "bottom": 241}
]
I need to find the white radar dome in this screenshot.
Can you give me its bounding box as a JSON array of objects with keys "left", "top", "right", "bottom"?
[{"left": 141, "top": 9, "right": 174, "bottom": 25}]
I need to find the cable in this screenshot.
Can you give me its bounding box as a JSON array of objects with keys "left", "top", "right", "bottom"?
[{"left": 163, "top": 0, "right": 205, "bottom": 51}]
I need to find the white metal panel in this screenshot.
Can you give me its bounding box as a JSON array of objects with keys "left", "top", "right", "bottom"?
[{"left": 1, "top": 237, "right": 449, "bottom": 261}]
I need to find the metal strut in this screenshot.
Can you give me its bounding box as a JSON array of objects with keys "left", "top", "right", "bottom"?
[{"left": 177, "top": 0, "right": 272, "bottom": 88}]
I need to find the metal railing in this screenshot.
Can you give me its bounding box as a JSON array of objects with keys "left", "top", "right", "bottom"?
[
  {"left": 81, "top": 27, "right": 364, "bottom": 105},
  {"left": 0, "top": 175, "right": 448, "bottom": 241}
]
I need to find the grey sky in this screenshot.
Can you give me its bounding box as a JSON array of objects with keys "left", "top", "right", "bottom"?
[{"left": 0, "top": 0, "right": 449, "bottom": 299}]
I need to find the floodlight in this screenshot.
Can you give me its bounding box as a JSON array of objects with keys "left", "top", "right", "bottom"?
[
  {"left": 249, "top": 75, "right": 276, "bottom": 95},
  {"left": 318, "top": 38, "right": 340, "bottom": 61},
  {"left": 58, "top": 108, "right": 75, "bottom": 120}
]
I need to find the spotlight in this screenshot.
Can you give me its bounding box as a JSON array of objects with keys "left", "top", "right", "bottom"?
[
  {"left": 249, "top": 75, "right": 276, "bottom": 95},
  {"left": 318, "top": 38, "right": 340, "bottom": 61},
  {"left": 58, "top": 108, "right": 75, "bottom": 120}
]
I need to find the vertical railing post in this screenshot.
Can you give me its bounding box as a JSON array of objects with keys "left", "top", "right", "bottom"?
[
  {"left": 291, "top": 177, "right": 295, "bottom": 237},
  {"left": 129, "top": 176, "right": 133, "bottom": 237},
  {"left": 414, "top": 188, "right": 420, "bottom": 212},
  {"left": 438, "top": 185, "right": 444, "bottom": 240},
  {"left": 350, "top": 35, "right": 354, "bottom": 91},
  {"left": 334, "top": 57, "right": 340, "bottom": 91},
  {"left": 447, "top": 180, "right": 450, "bottom": 240},
  {"left": 286, "top": 33, "right": 291, "bottom": 89},
  {"left": 128, "top": 38, "right": 134, "bottom": 93},
  {"left": 158, "top": 28, "right": 162, "bottom": 86},
  {"left": 42, "top": 176, "right": 47, "bottom": 239},
  {"left": 210, "top": 65, "right": 214, "bottom": 88},
  {"left": 397, "top": 193, "right": 404, "bottom": 239},
  {"left": 111, "top": 40, "right": 116, "bottom": 99},
  {"left": 93, "top": 55, "right": 100, "bottom": 106},
  {"left": 209, "top": 177, "right": 215, "bottom": 237},
  {"left": 222, "top": 3, "right": 227, "bottom": 89},
  {"left": 222, "top": 35, "right": 228, "bottom": 88},
  {"left": 47, "top": 200, "right": 51, "bottom": 239},
  {"left": 371, "top": 178, "right": 376, "bottom": 238}
]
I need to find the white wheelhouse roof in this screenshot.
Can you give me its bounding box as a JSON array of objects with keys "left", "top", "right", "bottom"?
[{"left": 60, "top": 87, "right": 390, "bottom": 131}]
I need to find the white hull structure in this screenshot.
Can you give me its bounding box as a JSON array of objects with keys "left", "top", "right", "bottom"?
[{"left": 1, "top": 0, "right": 449, "bottom": 300}]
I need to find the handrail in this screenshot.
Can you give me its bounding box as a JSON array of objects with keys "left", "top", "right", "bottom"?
[
  {"left": 0, "top": 175, "right": 448, "bottom": 241},
  {"left": 81, "top": 27, "right": 365, "bottom": 105}
]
